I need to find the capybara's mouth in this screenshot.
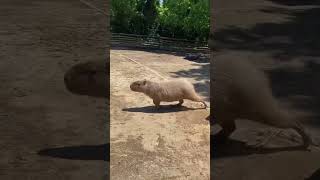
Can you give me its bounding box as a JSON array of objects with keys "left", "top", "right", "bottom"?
[{"left": 130, "top": 86, "right": 140, "bottom": 92}]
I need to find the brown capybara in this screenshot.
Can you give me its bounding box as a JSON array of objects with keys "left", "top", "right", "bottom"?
[
  {"left": 130, "top": 79, "right": 207, "bottom": 108},
  {"left": 64, "top": 60, "right": 109, "bottom": 98},
  {"left": 212, "top": 57, "right": 314, "bottom": 148}
]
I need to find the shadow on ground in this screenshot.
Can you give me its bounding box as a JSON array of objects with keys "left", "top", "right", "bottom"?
[
  {"left": 268, "top": 0, "right": 320, "bottom": 6},
  {"left": 123, "top": 104, "right": 204, "bottom": 114},
  {"left": 211, "top": 135, "right": 306, "bottom": 159},
  {"left": 214, "top": 5, "right": 320, "bottom": 59},
  {"left": 112, "top": 46, "right": 187, "bottom": 57},
  {"left": 38, "top": 144, "right": 109, "bottom": 161},
  {"left": 306, "top": 168, "right": 320, "bottom": 180}
]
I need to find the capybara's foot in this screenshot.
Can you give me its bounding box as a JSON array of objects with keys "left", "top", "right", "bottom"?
[
  {"left": 212, "top": 130, "right": 230, "bottom": 145},
  {"left": 176, "top": 99, "right": 184, "bottom": 106},
  {"left": 202, "top": 102, "right": 207, "bottom": 109}
]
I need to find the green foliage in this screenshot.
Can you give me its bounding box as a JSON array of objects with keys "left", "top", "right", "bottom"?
[
  {"left": 111, "top": 0, "right": 209, "bottom": 41},
  {"left": 158, "top": 0, "right": 209, "bottom": 41},
  {"left": 110, "top": 0, "right": 138, "bottom": 33}
]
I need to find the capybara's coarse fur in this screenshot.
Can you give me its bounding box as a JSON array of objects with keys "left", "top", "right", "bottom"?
[
  {"left": 212, "top": 57, "right": 313, "bottom": 148},
  {"left": 130, "top": 79, "right": 207, "bottom": 108},
  {"left": 64, "top": 60, "right": 109, "bottom": 98}
]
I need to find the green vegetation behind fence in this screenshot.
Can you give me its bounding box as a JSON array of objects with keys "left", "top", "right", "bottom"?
[{"left": 111, "top": 0, "right": 210, "bottom": 42}]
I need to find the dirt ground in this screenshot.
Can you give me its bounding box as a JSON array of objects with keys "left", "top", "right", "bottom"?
[
  {"left": 110, "top": 49, "right": 210, "bottom": 179},
  {"left": 0, "top": 0, "right": 108, "bottom": 179},
  {"left": 212, "top": 0, "right": 320, "bottom": 179}
]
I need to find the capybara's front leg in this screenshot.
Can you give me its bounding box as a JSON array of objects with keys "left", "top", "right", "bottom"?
[
  {"left": 213, "top": 120, "right": 236, "bottom": 144},
  {"left": 177, "top": 99, "right": 184, "bottom": 106},
  {"left": 153, "top": 99, "right": 161, "bottom": 109}
]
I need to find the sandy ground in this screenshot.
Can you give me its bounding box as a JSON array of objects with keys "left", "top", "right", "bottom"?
[
  {"left": 211, "top": 0, "right": 320, "bottom": 179},
  {"left": 110, "top": 49, "right": 210, "bottom": 179},
  {"left": 0, "top": 0, "right": 109, "bottom": 179}
]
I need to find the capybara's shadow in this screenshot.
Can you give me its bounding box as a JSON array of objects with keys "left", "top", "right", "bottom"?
[
  {"left": 122, "top": 105, "right": 203, "bottom": 113},
  {"left": 211, "top": 135, "right": 306, "bottom": 159},
  {"left": 38, "top": 144, "right": 109, "bottom": 161}
]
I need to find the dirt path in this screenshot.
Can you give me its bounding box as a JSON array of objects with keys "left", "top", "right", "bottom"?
[
  {"left": 0, "top": 0, "right": 108, "bottom": 179},
  {"left": 212, "top": 0, "right": 320, "bottom": 179},
  {"left": 110, "top": 49, "right": 210, "bottom": 179}
]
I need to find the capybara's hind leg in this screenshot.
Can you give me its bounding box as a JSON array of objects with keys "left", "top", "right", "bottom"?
[
  {"left": 293, "top": 124, "right": 311, "bottom": 148},
  {"left": 201, "top": 101, "right": 208, "bottom": 108},
  {"left": 188, "top": 96, "right": 207, "bottom": 108},
  {"left": 214, "top": 120, "right": 236, "bottom": 144}
]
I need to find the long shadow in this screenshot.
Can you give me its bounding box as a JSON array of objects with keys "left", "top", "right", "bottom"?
[
  {"left": 211, "top": 135, "right": 306, "bottom": 159},
  {"left": 112, "top": 46, "right": 187, "bottom": 57},
  {"left": 38, "top": 143, "right": 109, "bottom": 161},
  {"left": 214, "top": 6, "right": 320, "bottom": 59},
  {"left": 123, "top": 105, "right": 203, "bottom": 114},
  {"left": 111, "top": 44, "right": 209, "bottom": 56},
  {"left": 268, "top": 0, "right": 320, "bottom": 6}
]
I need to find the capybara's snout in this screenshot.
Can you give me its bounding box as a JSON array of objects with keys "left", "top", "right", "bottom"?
[{"left": 130, "top": 83, "right": 136, "bottom": 91}]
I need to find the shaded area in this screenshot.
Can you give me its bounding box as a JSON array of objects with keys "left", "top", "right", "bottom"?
[
  {"left": 211, "top": 135, "right": 306, "bottom": 159},
  {"left": 123, "top": 104, "right": 204, "bottom": 114},
  {"left": 268, "top": 0, "right": 320, "bottom": 6},
  {"left": 112, "top": 46, "right": 189, "bottom": 57},
  {"left": 214, "top": 5, "right": 320, "bottom": 59},
  {"left": 267, "top": 60, "right": 320, "bottom": 125},
  {"left": 306, "top": 168, "right": 320, "bottom": 180},
  {"left": 38, "top": 144, "right": 109, "bottom": 161},
  {"left": 184, "top": 53, "right": 210, "bottom": 64}
]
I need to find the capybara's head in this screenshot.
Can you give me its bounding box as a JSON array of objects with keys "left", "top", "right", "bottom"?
[
  {"left": 64, "top": 61, "right": 108, "bottom": 98},
  {"left": 130, "top": 80, "right": 148, "bottom": 92}
]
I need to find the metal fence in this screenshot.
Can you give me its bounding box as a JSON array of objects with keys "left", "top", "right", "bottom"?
[{"left": 111, "top": 33, "right": 209, "bottom": 53}]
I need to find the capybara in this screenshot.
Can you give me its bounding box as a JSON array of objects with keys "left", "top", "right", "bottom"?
[
  {"left": 130, "top": 79, "right": 207, "bottom": 108},
  {"left": 64, "top": 60, "right": 109, "bottom": 98},
  {"left": 212, "top": 57, "right": 313, "bottom": 148}
]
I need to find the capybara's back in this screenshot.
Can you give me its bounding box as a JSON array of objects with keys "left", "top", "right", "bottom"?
[
  {"left": 159, "top": 79, "right": 197, "bottom": 101},
  {"left": 212, "top": 58, "right": 275, "bottom": 122},
  {"left": 130, "top": 79, "right": 207, "bottom": 108}
]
